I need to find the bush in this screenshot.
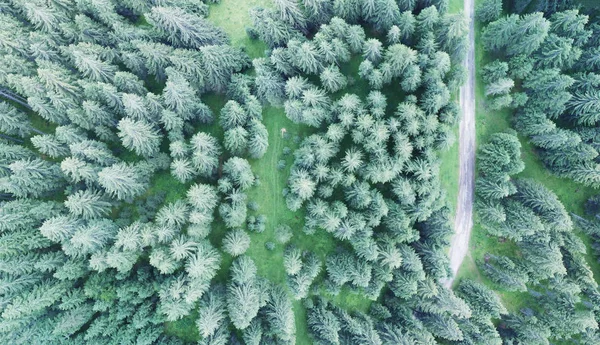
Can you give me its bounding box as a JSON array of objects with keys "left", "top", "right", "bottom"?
[
  {"left": 247, "top": 200, "right": 259, "bottom": 211},
  {"left": 275, "top": 224, "right": 293, "bottom": 244}
]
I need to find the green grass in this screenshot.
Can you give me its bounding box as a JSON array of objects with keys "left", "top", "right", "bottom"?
[
  {"left": 18, "top": 111, "right": 59, "bottom": 155},
  {"left": 439, "top": 126, "right": 460, "bottom": 217},
  {"left": 147, "top": 172, "right": 189, "bottom": 204},
  {"left": 244, "top": 108, "right": 320, "bottom": 283},
  {"left": 29, "top": 113, "right": 57, "bottom": 134},
  {"left": 448, "top": 0, "right": 464, "bottom": 13},
  {"left": 207, "top": 0, "right": 269, "bottom": 59},
  {"left": 438, "top": 0, "right": 465, "bottom": 233},
  {"left": 453, "top": 0, "right": 600, "bottom": 313},
  {"left": 165, "top": 310, "right": 199, "bottom": 343}
]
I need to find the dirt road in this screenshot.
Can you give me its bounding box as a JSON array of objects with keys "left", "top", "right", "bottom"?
[{"left": 444, "top": 0, "right": 476, "bottom": 288}]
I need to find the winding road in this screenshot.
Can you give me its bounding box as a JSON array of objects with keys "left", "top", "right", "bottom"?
[{"left": 444, "top": 0, "right": 476, "bottom": 288}]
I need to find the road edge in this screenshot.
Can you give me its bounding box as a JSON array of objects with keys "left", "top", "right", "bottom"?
[{"left": 443, "top": 0, "right": 476, "bottom": 289}]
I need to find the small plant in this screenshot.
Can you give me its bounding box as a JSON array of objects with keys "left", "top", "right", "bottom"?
[
  {"left": 275, "top": 224, "right": 293, "bottom": 244},
  {"left": 277, "top": 160, "right": 286, "bottom": 170},
  {"left": 256, "top": 214, "right": 267, "bottom": 233},
  {"left": 247, "top": 214, "right": 266, "bottom": 233},
  {"left": 265, "top": 241, "right": 276, "bottom": 251},
  {"left": 318, "top": 185, "right": 334, "bottom": 198},
  {"left": 247, "top": 200, "right": 259, "bottom": 211},
  {"left": 303, "top": 225, "right": 316, "bottom": 235},
  {"left": 247, "top": 215, "right": 257, "bottom": 232}
]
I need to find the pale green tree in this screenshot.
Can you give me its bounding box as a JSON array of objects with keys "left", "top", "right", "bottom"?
[
  {"left": 98, "top": 163, "right": 148, "bottom": 201},
  {"left": 64, "top": 189, "right": 112, "bottom": 220},
  {"left": 222, "top": 229, "right": 251, "bottom": 256},
  {"left": 117, "top": 117, "right": 161, "bottom": 157}
]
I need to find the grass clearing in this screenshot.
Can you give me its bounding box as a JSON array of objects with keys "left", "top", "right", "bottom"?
[
  {"left": 439, "top": 128, "right": 460, "bottom": 215},
  {"left": 165, "top": 310, "right": 200, "bottom": 343},
  {"left": 147, "top": 172, "right": 189, "bottom": 204},
  {"left": 449, "top": 0, "right": 464, "bottom": 13},
  {"left": 208, "top": 0, "right": 269, "bottom": 59}
]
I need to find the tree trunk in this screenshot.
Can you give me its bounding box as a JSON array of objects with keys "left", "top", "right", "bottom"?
[
  {"left": 29, "top": 126, "right": 46, "bottom": 136},
  {"left": 0, "top": 90, "right": 31, "bottom": 109},
  {"left": 0, "top": 193, "right": 14, "bottom": 201},
  {"left": 0, "top": 133, "right": 24, "bottom": 143}
]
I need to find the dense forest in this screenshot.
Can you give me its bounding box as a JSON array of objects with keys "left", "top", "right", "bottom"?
[
  {"left": 1, "top": 0, "right": 600, "bottom": 344},
  {"left": 473, "top": 0, "right": 600, "bottom": 344},
  {"left": 480, "top": 1, "right": 600, "bottom": 186}
]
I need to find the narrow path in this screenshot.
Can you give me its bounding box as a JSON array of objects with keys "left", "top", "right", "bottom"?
[{"left": 444, "top": 0, "right": 476, "bottom": 288}]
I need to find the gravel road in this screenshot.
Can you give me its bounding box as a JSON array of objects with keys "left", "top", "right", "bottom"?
[{"left": 443, "top": 0, "right": 476, "bottom": 288}]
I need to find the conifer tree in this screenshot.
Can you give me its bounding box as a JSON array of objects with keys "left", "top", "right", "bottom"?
[
  {"left": 247, "top": 119, "right": 269, "bottom": 159},
  {"left": 476, "top": 0, "right": 503, "bottom": 23},
  {"left": 0, "top": 158, "right": 64, "bottom": 198},
  {"left": 31, "top": 134, "right": 69, "bottom": 158},
  {"left": 222, "top": 229, "right": 251, "bottom": 257},
  {"left": 227, "top": 256, "right": 261, "bottom": 330},
  {"left": 0, "top": 102, "right": 39, "bottom": 139},
  {"left": 480, "top": 254, "right": 528, "bottom": 291},
  {"left": 190, "top": 132, "right": 221, "bottom": 177},
  {"left": 223, "top": 157, "right": 255, "bottom": 191},
  {"left": 196, "top": 287, "right": 227, "bottom": 339},
  {"left": 64, "top": 189, "right": 112, "bottom": 220},
  {"left": 117, "top": 117, "right": 161, "bottom": 157},
  {"left": 146, "top": 6, "right": 228, "bottom": 48},
  {"left": 98, "top": 163, "right": 148, "bottom": 201},
  {"left": 266, "top": 285, "right": 296, "bottom": 342}
]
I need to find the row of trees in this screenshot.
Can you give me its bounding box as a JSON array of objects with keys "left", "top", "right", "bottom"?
[
  {"left": 305, "top": 276, "right": 509, "bottom": 345},
  {"left": 193, "top": 255, "right": 297, "bottom": 344},
  {"left": 475, "top": 132, "right": 600, "bottom": 343}
]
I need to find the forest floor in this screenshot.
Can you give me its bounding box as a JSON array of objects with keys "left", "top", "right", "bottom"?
[{"left": 444, "top": 0, "right": 476, "bottom": 288}]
